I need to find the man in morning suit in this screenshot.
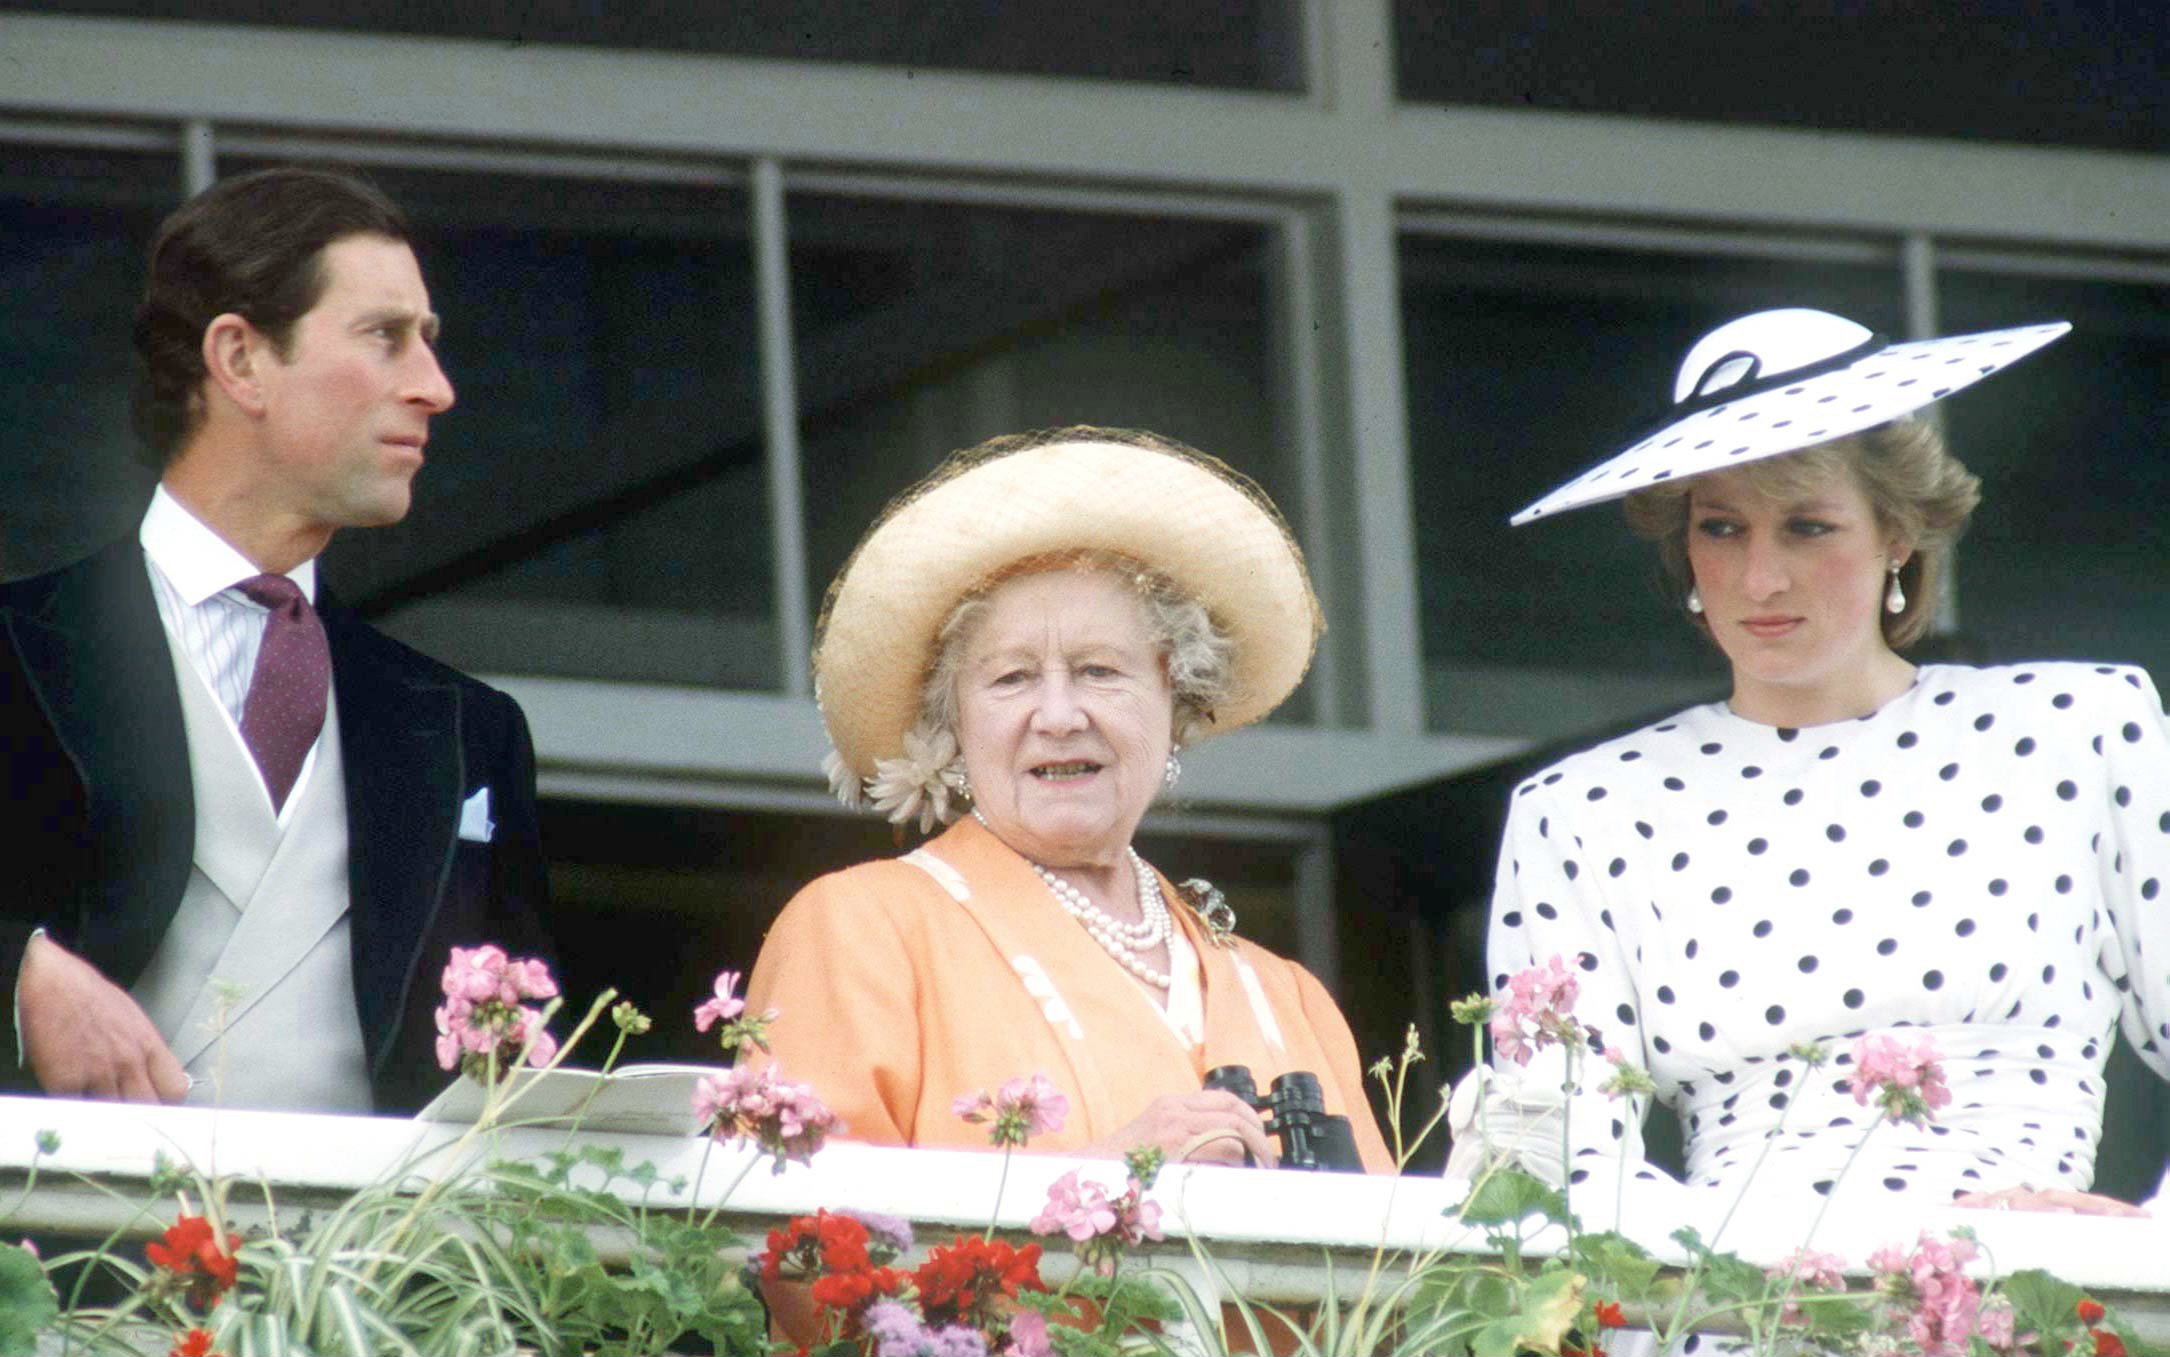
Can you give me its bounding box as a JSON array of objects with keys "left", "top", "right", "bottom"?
[{"left": 1, "top": 166, "right": 550, "bottom": 1114}]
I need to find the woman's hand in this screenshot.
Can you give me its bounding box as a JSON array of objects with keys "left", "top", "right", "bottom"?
[
  {"left": 1954, "top": 1186, "right": 2148, "bottom": 1217},
  {"left": 1090, "top": 1090, "right": 1276, "bottom": 1167}
]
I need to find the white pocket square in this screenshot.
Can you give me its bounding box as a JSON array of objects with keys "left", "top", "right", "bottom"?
[{"left": 458, "top": 787, "right": 495, "bottom": 843}]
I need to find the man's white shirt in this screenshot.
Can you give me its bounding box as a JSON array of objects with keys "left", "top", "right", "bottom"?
[{"left": 140, "top": 485, "right": 322, "bottom": 819}]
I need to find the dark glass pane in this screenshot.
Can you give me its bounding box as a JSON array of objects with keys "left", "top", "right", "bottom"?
[
  {"left": 788, "top": 192, "right": 1314, "bottom": 722},
  {"left": 541, "top": 802, "right": 901, "bottom": 1067},
  {"left": 214, "top": 162, "right": 775, "bottom": 688},
  {"left": 1395, "top": 2, "right": 2165, "bottom": 155},
  {"left": 1400, "top": 232, "right": 1905, "bottom": 736},
  {"left": 0, "top": 143, "right": 177, "bottom": 580},
  {"left": 1936, "top": 269, "right": 2170, "bottom": 680},
  {"left": 25, "top": 0, "right": 1303, "bottom": 91}
]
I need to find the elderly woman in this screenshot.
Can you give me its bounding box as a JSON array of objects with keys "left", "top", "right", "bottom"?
[
  {"left": 1467, "top": 308, "right": 2169, "bottom": 1222},
  {"left": 746, "top": 426, "right": 1391, "bottom": 1171}
]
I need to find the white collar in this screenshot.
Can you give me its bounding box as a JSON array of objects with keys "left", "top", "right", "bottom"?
[{"left": 141, "top": 485, "right": 317, "bottom": 606}]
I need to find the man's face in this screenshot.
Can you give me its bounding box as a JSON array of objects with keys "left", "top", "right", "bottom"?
[{"left": 253, "top": 233, "right": 453, "bottom": 531}]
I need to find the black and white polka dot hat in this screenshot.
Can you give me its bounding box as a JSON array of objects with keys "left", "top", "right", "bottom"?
[{"left": 1510, "top": 308, "right": 2070, "bottom": 526}]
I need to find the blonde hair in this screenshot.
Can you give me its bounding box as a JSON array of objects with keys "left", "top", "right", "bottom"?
[{"left": 1621, "top": 416, "right": 1982, "bottom": 648}]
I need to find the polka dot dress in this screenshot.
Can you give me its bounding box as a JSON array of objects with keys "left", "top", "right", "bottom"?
[{"left": 1485, "top": 662, "right": 2170, "bottom": 1211}]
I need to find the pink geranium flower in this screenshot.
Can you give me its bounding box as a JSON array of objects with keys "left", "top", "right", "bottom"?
[
  {"left": 432, "top": 944, "right": 559, "bottom": 1079},
  {"left": 954, "top": 1074, "right": 1069, "bottom": 1148},
  {"left": 1005, "top": 1308, "right": 1051, "bottom": 1357},
  {"left": 1977, "top": 1294, "right": 2017, "bottom": 1351},
  {"left": 693, "top": 1063, "right": 841, "bottom": 1171},
  {"left": 691, "top": 968, "right": 777, "bottom": 1056},
  {"left": 1848, "top": 1034, "right": 1952, "bottom": 1126},
  {"left": 1487, "top": 955, "right": 1586, "bottom": 1067},
  {"left": 1766, "top": 1247, "right": 1851, "bottom": 1324},
  {"left": 1031, "top": 1170, "right": 1120, "bottom": 1242},
  {"left": 1029, "top": 1169, "right": 1163, "bottom": 1272},
  {"left": 1869, "top": 1231, "right": 1982, "bottom": 1356},
  {"left": 694, "top": 970, "right": 746, "bottom": 1032},
  {"left": 504, "top": 957, "right": 557, "bottom": 1002}
]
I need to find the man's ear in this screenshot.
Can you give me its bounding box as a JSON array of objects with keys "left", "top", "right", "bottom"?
[{"left": 201, "top": 312, "right": 271, "bottom": 416}]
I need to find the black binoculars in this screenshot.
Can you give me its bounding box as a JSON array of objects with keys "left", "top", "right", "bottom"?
[{"left": 1202, "top": 1065, "right": 1363, "bottom": 1172}]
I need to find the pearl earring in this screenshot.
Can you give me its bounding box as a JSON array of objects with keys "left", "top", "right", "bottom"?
[
  {"left": 1885, "top": 563, "right": 1906, "bottom": 615},
  {"left": 1163, "top": 746, "right": 1183, "bottom": 789},
  {"left": 1686, "top": 585, "right": 1704, "bottom": 616}
]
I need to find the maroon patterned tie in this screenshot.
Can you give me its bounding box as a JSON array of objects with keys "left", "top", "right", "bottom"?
[{"left": 236, "top": 574, "right": 330, "bottom": 812}]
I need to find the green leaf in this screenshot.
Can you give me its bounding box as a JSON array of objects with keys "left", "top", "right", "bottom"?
[
  {"left": 0, "top": 1244, "right": 58, "bottom": 1353},
  {"left": 1048, "top": 1323, "right": 1122, "bottom": 1357},
  {"left": 1516, "top": 1268, "right": 1586, "bottom": 1352},
  {"left": 1569, "top": 1232, "right": 1660, "bottom": 1302},
  {"left": 2003, "top": 1268, "right": 2088, "bottom": 1342},
  {"left": 1790, "top": 1290, "right": 1877, "bottom": 1338},
  {"left": 1078, "top": 1271, "right": 1181, "bottom": 1331},
  {"left": 1453, "top": 1168, "right": 1568, "bottom": 1227},
  {"left": 1408, "top": 1263, "right": 1514, "bottom": 1323},
  {"left": 625, "top": 1253, "right": 707, "bottom": 1320},
  {"left": 1693, "top": 1253, "right": 1772, "bottom": 1311}
]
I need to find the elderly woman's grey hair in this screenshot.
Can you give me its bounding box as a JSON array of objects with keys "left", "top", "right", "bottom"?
[{"left": 911, "top": 550, "right": 1235, "bottom": 777}]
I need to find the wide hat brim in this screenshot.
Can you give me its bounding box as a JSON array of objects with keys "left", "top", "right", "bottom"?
[
  {"left": 815, "top": 437, "right": 1322, "bottom": 780},
  {"left": 1511, "top": 318, "right": 2070, "bottom": 525}
]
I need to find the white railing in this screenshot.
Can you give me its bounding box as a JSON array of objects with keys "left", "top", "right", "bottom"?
[{"left": 3, "top": 1095, "right": 2165, "bottom": 1344}]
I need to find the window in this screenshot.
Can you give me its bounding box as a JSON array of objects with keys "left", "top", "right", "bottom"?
[
  {"left": 1394, "top": 3, "right": 2164, "bottom": 154},
  {"left": 33, "top": 0, "right": 1307, "bottom": 90},
  {"left": 787, "top": 188, "right": 1313, "bottom": 718},
  {"left": 1935, "top": 263, "right": 2170, "bottom": 679},
  {"left": 0, "top": 140, "right": 176, "bottom": 579},
  {"left": 222, "top": 162, "right": 783, "bottom": 688},
  {"left": 1399, "top": 226, "right": 1905, "bottom": 736}
]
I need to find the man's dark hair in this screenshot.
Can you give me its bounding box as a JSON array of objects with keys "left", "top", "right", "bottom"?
[{"left": 132, "top": 166, "right": 411, "bottom": 469}]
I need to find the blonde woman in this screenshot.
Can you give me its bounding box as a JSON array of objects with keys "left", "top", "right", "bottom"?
[{"left": 1470, "top": 309, "right": 2169, "bottom": 1222}]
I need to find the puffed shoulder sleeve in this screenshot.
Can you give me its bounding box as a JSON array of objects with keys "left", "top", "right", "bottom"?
[
  {"left": 744, "top": 866, "right": 925, "bottom": 1146},
  {"left": 1472, "top": 772, "right": 1686, "bottom": 1218},
  {"left": 2093, "top": 666, "right": 2170, "bottom": 1086}
]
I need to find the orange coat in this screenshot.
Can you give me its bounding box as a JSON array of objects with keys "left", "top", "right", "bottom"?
[{"left": 745, "top": 815, "right": 1391, "bottom": 1171}]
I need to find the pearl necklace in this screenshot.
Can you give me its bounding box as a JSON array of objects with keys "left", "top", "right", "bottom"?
[{"left": 975, "top": 811, "right": 1171, "bottom": 988}]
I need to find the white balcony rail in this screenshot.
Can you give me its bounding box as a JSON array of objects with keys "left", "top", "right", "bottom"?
[{"left": 2, "top": 1095, "right": 2166, "bottom": 1345}]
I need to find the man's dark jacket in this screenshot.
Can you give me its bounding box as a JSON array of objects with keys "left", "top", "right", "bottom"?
[{"left": 0, "top": 537, "right": 551, "bottom": 1112}]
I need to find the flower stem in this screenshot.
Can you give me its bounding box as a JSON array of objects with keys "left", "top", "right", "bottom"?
[
  {"left": 1798, "top": 1110, "right": 1887, "bottom": 1256},
  {"left": 1558, "top": 1042, "right": 1580, "bottom": 1255},
  {"left": 693, "top": 1136, "right": 763, "bottom": 1232},
  {"left": 1706, "top": 1058, "right": 1806, "bottom": 1254},
  {"left": 985, "top": 1145, "right": 1014, "bottom": 1241}
]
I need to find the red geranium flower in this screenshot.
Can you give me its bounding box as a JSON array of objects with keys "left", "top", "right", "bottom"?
[
  {"left": 761, "top": 1211, "right": 872, "bottom": 1283},
  {"left": 169, "top": 1326, "right": 222, "bottom": 1356},
  {"left": 809, "top": 1265, "right": 905, "bottom": 1312},
  {"left": 2077, "top": 1299, "right": 2107, "bottom": 1325},
  {"left": 146, "top": 1216, "right": 242, "bottom": 1311},
  {"left": 1594, "top": 1300, "right": 1627, "bottom": 1329},
  {"left": 914, "top": 1234, "right": 1046, "bottom": 1329},
  {"left": 2093, "top": 1330, "right": 2127, "bottom": 1357}
]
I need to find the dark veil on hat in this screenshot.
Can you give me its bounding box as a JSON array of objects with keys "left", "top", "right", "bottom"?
[{"left": 1511, "top": 308, "right": 2070, "bottom": 526}]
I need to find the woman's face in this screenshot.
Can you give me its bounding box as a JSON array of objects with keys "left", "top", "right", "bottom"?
[
  {"left": 1686, "top": 463, "right": 1908, "bottom": 716},
  {"left": 954, "top": 568, "right": 1174, "bottom": 870}
]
